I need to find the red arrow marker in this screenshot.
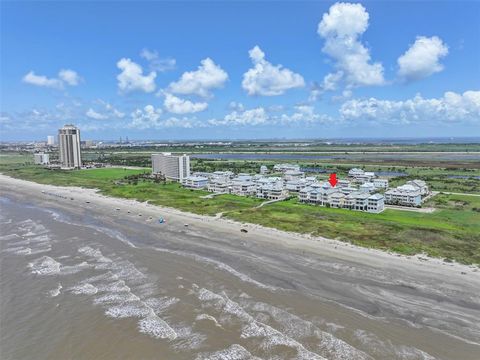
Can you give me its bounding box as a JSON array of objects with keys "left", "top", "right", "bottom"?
[{"left": 328, "top": 173, "right": 338, "bottom": 187}]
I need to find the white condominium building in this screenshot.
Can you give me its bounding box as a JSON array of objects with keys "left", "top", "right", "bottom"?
[
  {"left": 182, "top": 176, "right": 208, "bottom": 189},
  {"left": 152, "top": 153, "right": 190, "bottom": 182},
  {"left": 273, "top": 163, "right": 300, "bottom": 172},
  {"left": 373, "top": 178, "right": 389, "bottom": 189},
  {"left": 34, "top": 152, "right": 49, "bottom": 165},
  {"left": 385, "top": 186, "right": 422, "bottom": 206},
  {"left": 58, "top": 124, "right": 82, "bottom": 169},
  {"left": 47, "top": 135, "right": 55, "bottom": 145},
  {"left": 299, "top": 188, "right": 384, "bottom": 213},
  {"left": 406, "top": 180, "right": 429, "bottom": 196},
  {"left": 208, "top": 179, "right": 231, "bottom": 194}
]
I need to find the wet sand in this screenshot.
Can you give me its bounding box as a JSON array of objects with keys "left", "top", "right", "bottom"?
[{"left": 1, "top": 174, "right": 479, "bottom": 359}]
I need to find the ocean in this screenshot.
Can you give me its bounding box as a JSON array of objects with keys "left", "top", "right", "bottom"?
[{"left": 1, "top": 194, "right": 479, "bottom": 359}]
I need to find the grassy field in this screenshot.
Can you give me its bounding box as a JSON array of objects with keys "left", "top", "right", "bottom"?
[
  {"left": 1, "top": 156, "right": 479, "bottom": 265},
  {"left": 226, "top": 196, "right": 480, "bottom": 264},
  {"left": 0, "top": 160, "right": 261, "bottom": 216}
]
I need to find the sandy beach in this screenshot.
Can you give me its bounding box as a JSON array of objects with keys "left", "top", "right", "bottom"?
[
  {"left": 1, "top": 174, "right": 477, "bottom": 276},
  {"left": 1, "top": 173, "right": 480, "bottom": 359}
]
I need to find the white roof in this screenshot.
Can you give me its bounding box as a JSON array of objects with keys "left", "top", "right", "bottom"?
[
  {"left": 185, "top": 176, "right": 208, "bottom": 181},
  {"left": 397, "top": 184, "right": 417, "bottom": 192}
]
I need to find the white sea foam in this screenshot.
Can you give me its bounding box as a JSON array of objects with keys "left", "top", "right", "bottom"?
[
  {"left": 83, "top": 272, "right": 117, "bottom": 284},
  {"left": 94, "top": 293, "right": 139, "bottom": 305},
  {"left": 144, "top": 297, "right": 179, "bottom": 313},
  {"left": 11, "top": 238, "right": 31, "bottom": 246},
  {"left": 70, "top": 283, "right": 98, "bottom": 295},
  {"left": 196, "top": 287, "right": 326, "bottom": 360},
  {"left": 195, "top": 313, "right": 223, "bottom": 328},
  {"left": 29, "top": 234, "right": 51, "bottom": 243},
  {"left": 111, "top": 260, "right": 147, "bottom": 283},
  {"left": 28, "top": 244, "right": 52, "bottom": 255},
  {"left": 138, "top": 314, "right": 177, "bottom": 340},
  {"left": 353, "top": 329, "right": 435, "bottom": 360},
  {"left": 28, "top": 256, "right": 90, "bottom": 275},
  {"left": 29, "top": 256, "right": 61, "bottom": 275},
  {"left": 15, "top": 247, "right": 32, "bottom": 255},
  {"left": 0, "top": 233, "right": 20, "bottom": 241},
  {"left": 171, "top": 326, "right": 207, "bottom": 350},
  {"left": 243, "top": 300, "right": 371, "bottom": 359},
  {"left": 78, "top": 246, "right": 112, "bottom": 263},
  {"left": 96, "top": 280, "right": 131, "bottom": 293},
  {"left": 395, "top": 346, "right": 437, "bottom": 360},
  {"left": 49, "top": 283, "right": 63, "bottom": 297},
  {"left": 4, "top": 246, "right": 31, "bottom": 255},
  {"left": 61, "top": 261, "right": 90, "bottom": 275},
  {"left": 105, "top": 303, "right": 150, "bottom": 318},
  {"left": 194, "top": 344, "right": 259, "bottom": 360}
]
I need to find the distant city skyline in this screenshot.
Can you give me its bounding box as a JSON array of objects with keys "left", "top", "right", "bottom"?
[{"left": 1, "top": 1, "right": 479, "bottom": 141}]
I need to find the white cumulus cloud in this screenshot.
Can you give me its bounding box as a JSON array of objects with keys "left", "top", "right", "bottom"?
[
  {"left": 209, "top": 107, "right": 269, "bottom": 126},
  {"left": 397, "top": 36, "right": 449, "bottom": 81},
  {"left": 85, "top": 100, "right": 125, "bottom": 120},
  {"left": 163, "top": 93, "right": 208, "bottom": 114},
  {"left": 140, "top": 48, "right": 176, "bottom": 72},
  {"left": 58, "top": 69, "right": 81, "bottom": 86},
  {"left": 317, "top": 2, "right": 385, "bottom": 90},
  {"left": 168, "top": 58, "right": 228, "bottom": 98},
  {"left": 86, "top": 108, "right": 108, "bottom": 120},
  {"left": 117, "top": 58, "right": 157, "bottom": 93},
  {"left": 22, "top": 69, "right": 81, "bottom": 89},
  {"left": 130, "top": 105, "right": 163, "bottom": 129},
  {"left": 242, "top": 46, "right": 305, "bottom": 96},
  {"left": 340, "top": 91, "right": 480, "bottom": 124}
]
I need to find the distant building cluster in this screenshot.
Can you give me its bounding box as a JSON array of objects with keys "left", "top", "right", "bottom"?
[
  {"left": 385, "top": 180, "right": 429, "bottom": 207},
  {"left": 171, "top": 162, "right": 431, "bottom": 213}
]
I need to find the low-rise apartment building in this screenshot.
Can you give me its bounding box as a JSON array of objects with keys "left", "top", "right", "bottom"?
[
  {"left": 360, "top": 182, "right": 375, "bottom": 193},
  {"left": 283, "top": 170, "right": 305, "bottom": 181},
  {"left": 232, "top": 181, "right": 256, "bottom": 196},
  {"left": 385, "top": 187, "right": 421, "bottom": 206},
  {"left": 299, "top": 188, "right": 384, "bottom": 213},
  {"left": 257, "top": 184, "right": 288, "bottom": 200},
  {"left": 274, "top": 163, "right": 300, "bottom": 172},
  {"left": 348, "top": 168, "right": 364, "bottom": 177},
  {"left": 406, "top": 180, "right": 429, "bottom": 196},
  {"left": 367, "top": 193, "right": 385, "bottom": 213},
  {"left": 34, "top": 152, "right": 49, "bottom": 165},
  {"left": 207, "top": 179, "right": 231, "bottom": 194},
  {"left": 182, "top": 176, "right": 209, "bottom": 189},
  {"left": 373, "top": 178, "right": 389, "bottom": 189}
]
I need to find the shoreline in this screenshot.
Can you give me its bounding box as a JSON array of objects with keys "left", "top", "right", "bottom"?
[{"left": 1, "top": 173, "right": 478, "bottom": 278}]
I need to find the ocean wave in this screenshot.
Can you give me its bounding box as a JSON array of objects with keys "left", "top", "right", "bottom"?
[
  {"left": 138, "top": 314, "right": 177, "bottom": 340},
  {"left": 70, "top": 283, "right": 98, "bottom": 295},
  {"left": 194, "top": 344, "right": 260, "bottom": 360},
  {"left": 49, "top": 283, "right": 63, "bottom": 297}
]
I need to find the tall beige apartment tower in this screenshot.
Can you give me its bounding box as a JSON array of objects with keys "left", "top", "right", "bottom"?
[
  {"left": 151, "top": 153, "right": 190, "bottom": 182},
  {"left": 58, "top": 124, "right": 82, "bottom": 169}
]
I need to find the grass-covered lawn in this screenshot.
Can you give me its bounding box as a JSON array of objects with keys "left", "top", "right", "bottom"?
[
  {"left": 225, "top": 195, "right": 480, "bottom": 264},
  {"left": 105, "top": 182, "right": 262, "bottom": 215},
  {"left": 0, "top": 162, "right": 261, "bottom": 216},
  {"left": 0, "top": 164, "right": 146, "bottom": 188},
  {"left": 1, "top": 160, "right": 479, "bottom": 265}
]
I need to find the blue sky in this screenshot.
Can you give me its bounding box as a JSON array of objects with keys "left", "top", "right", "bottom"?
[{"left": 1, "top": 1, "right": 479, "bottom": 141}]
